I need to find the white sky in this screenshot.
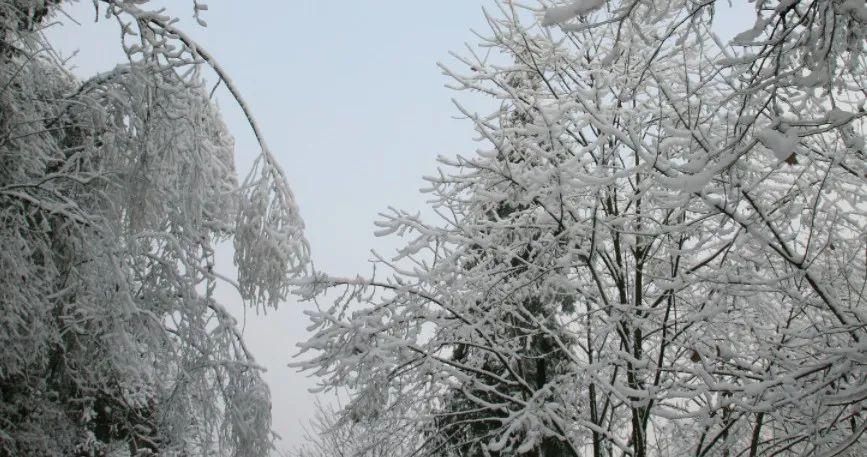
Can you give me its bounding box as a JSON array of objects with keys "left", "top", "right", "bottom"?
[{"left": 44, "top": 1, "right": 751, "bottom": 454}]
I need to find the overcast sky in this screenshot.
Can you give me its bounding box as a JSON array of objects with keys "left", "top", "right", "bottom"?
[{"left": 46, "top": 1, "right": 750, "bottom": 454}]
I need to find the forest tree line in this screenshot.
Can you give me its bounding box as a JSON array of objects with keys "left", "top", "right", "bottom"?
[{"left": 1, "top": 1, "right": 866, "bottom": 456}]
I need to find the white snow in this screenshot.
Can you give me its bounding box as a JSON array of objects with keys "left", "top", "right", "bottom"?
[
  {"left": 756, "top": 128, "right": 799, "bottom": 162},
  {"left": 730, "top": 18, "right": 768, "bottom": 46},
  {"left": 828, "top": 108, "right": 854, "bottom": 125},
  {"left": 541, "top": 0, "right": 606, "bottom": 26}
]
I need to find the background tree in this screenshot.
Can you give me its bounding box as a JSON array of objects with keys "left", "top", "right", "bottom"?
[
  {"left": 0, "top": 1, "right": 307, "bottom": 455},
  {"left": 298, "top": 1, "right": 866, "bottom": 456},
  {"left": 291, "top": 397, "right": 413, "bottom": 457},
  {"left": 426, "top": 67, "right": 578, "bottom": 457}
]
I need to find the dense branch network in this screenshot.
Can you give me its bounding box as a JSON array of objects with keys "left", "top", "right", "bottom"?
[{"left": 297, "top": 1, "right": 866, "bottom": 456}]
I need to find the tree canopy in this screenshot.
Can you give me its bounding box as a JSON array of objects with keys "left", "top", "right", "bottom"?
[
  {"left": 0, "top": 1, "right": 307, "bottom": 455},
  {"left": 297, "top": 1, "right": 866, "bottom": 456}
]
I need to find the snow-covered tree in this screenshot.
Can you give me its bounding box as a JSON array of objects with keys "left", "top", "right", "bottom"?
[
  {"left": 0, "top": 1, "right": 306, "bottom": 455},
  {"left": 298, "top": 1, "right": 866, "bottom": 456}
]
